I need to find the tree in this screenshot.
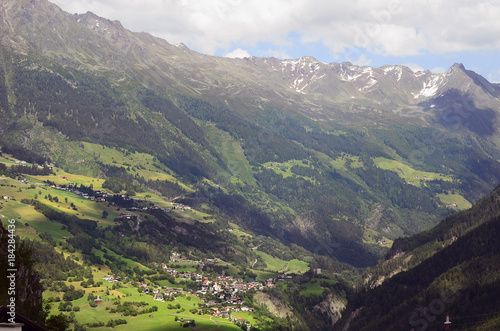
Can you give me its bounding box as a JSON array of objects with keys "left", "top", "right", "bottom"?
[
  {"left": 45, "top": 313, "right": 69, "bottom": 331},
  {"left": 101, "top": 210, "right": 108, "bottom": 219},
  {"left": 73, "top": 322, "right": 87, "bottom": 331}
]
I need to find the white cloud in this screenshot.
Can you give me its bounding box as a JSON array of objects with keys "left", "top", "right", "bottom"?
[
  {"left": 224, "top": 48, "right": 251, "bottom": 59},
  {"left": 431, "top": 67, "right": 446, "bottom": 74},
  {"left": 259, "top": 49, "right": 292, "bottom": 60},
  {"left": 404, "top": 63, "right": 425, "bottom": 73},
  {"left": 487, "top": 72, "right": 500, "bottom": 84},
  {"left": 49, "top": 0, "right": 500, "bottom": 58},
  {"left": 352, "top": 54, "right": 372, "bottom": 66}
]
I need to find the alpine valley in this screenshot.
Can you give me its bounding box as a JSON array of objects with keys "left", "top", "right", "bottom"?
[{"left": 1, "top": 0, "right": 500, "bottom": 330}]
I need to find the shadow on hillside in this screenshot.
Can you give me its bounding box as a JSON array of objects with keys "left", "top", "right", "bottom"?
[{"left": 419, "top": 89, "right": 498, "bottom": 137}]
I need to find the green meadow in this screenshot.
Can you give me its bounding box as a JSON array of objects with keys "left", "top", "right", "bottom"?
[
  {"left": 46, "top": 285, "right": 240, "bottom": 331},
  {"left": 80, "top": 142, "right": 193, "bottom": 192},
  {"left": 437, "top": 192, "right": 472, "bottom": 210},
  {"left": 255, "top": 251, "right": 309, "bottom": 274},
  {"left": 204, "top": 126, "right": 257, "bottom": 186},
  {"left": 330, "top": 155, "right": 364, "bottom": 170},
  {"left": 261, "top": 159, "right": 316, "bottom": 181},
  {"left": 372, "top": 157, "right": 452, "bottom": 185},
  {"left": 287, "top": 259, "right": 310, "bottom": 274},
  {"left": 362, "top": 227, "right": 393, "bottom": 247},
  {"left": 372, "top": 157, "right": 472, "bottom": 210},
  {"left": 93, "top": 249, "right": 151, "bottom": 272},
  {"left": 299, "top": 282, "right": 324, "bottom": 297},
  {"left": 254, "top": 251, "right": 288, "bottom": 272}
]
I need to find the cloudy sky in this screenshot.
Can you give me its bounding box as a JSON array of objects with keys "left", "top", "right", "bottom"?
[{"left": 50, "top": 0, "right": 500, "bottom": 82}]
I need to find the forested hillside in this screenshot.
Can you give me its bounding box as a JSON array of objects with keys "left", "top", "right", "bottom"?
[
  {"left": 2, "top": 1, "right": 500, "bottom": 271},
  {"left": 4, "top": 46, "right": 497, "bottom": 268},
  {"left": 336, "top": 185, "right": 500, "bottom": 330}
]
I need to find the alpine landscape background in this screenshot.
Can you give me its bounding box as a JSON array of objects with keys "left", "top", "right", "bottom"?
[{"left": 1, "top": 0, "right": 500, "bottom": 330}]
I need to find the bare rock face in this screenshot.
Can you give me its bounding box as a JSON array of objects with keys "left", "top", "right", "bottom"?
[
  {"left": 254, "top": 291, "right": 293, "bottom": 319},
  {"left": 313, "top": 294, "right": 347, "bottom": 327}
]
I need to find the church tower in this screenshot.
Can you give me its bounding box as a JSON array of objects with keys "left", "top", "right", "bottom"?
[{"left": 444, "top": 313, "right": 451, "bottom": 330}]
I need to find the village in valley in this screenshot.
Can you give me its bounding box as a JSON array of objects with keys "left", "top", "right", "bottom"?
[
  {"left": 36, "top": 177, "right": 304, "bottom": 329},
  {"left": 1, "top": 154, "right": 317, "bottom": 330},
  {"left": 99, "top": 250, "right": 298, "bottom": 329},
  {"left": 37, "top": 175, "right": 295, "bottom": 327}
]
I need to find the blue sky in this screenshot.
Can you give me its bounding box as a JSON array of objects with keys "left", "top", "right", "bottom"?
[{"left": 51, "top": 0, "right": 500, "bottom": 82}]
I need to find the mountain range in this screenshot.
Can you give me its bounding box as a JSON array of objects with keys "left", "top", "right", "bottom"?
[
  {"left": 3, "top": 0, "right": 500, "bottom": 127},
  {"left": 3, "top": 0, "right": 500, "bottom": 265},
  {"left": 2, "top": 1, "right": 500, "bottom": 329}
]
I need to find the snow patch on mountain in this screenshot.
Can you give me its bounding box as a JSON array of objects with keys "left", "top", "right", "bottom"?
[
  {"left": 413, "top": 75, "right": 444, "bottom": 99},
  {"left": 292, "top": 77, "right": 305, "bottom": 93},
  {"left": 281, "top": 57, "right": 325, "bottom": 93},
  {"left": 339, "top": 65, "right": 367, "bottom": 82},
  {"left": 340, "top": 71, "right": 363, "bottom": 82},
  {"left": 383, "top": 66, "right": 403, "bottom": 81},
  {"left": 281, "top": 57, "right": 322, "bottom": 73},
  {"left": 360, "top": 78, "right": 378, "bottom": 92}
]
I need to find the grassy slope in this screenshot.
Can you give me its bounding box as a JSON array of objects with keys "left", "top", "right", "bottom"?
[
  {"left": 373, "top": 157, "right": 452, "bottom": 184},
  {"left": 48, "top": 286, "right": 239, "bottom": 331},
  {"left": 261, "top": 160, "right": 315, "bottom": 181},
  {"left": 254, "top": 251, "right": 309, "bottom": 274},
  {"left": 1, "top": 165, "right": 313, "bottom": 330},
  {"left": 373, "top": 157, "right": 471, "bottom": 210},
  {"left": 436, "top": 192, "right": 472, "bottom": 209},
  {"left": 80, "top": 143, "right": 191, "bottom": 189},
  {"left": 203, "top": 125, "right": 256, "bottom": 186}
]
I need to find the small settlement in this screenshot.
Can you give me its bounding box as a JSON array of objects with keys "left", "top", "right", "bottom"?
[{"left": 102, "top": 252, "right": 291, "bottom": 328}]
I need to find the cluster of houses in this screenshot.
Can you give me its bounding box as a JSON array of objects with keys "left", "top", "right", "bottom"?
[
  {"left": 99, "top": 252, "right": 293, "bottom": 328},
  {"left": 169, "top": 252, "right": 216, "bottom": 264},
  {"left": 171, "top": 203, "right": 191, "bottom": 212},
  {"left": 138, "top": 282, "right": 185, "bottom": 299},
  {"left": 164, "top": 253, "right": 281, "bottom": 295},
  {"left": 50, "top": 181, "right": 110, "bottom": 202},
  {"left": 47, "top": 180, "right": 176, "bottom": 215},
  {"left": 203, "top": 276, "right": 275, "bottom": 296},
  {"left": 102, "top": 275, "right": 123, "bottom": 284},
  {"left": 102, "top": 270, "right": 259, "bottom": 328}
]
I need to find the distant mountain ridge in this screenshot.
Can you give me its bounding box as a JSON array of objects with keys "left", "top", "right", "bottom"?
[{"left": 2, "top": 0, "right": 500, "bottom": 127}]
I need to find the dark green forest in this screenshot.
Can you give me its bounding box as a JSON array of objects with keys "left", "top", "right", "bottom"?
[{"left": 336, "top": 185, "right": 500, "bottom": 330}]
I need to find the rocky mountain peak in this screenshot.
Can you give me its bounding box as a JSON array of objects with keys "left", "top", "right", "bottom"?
[
  {"left": 73, "top": 11, "right": 125, "bottom": 32},
  {"left": 1, "top": 0, "right": 498, "bottom": 126},
  {"left": 450, "top": 62, "right": 466, "bottom": 70}
]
